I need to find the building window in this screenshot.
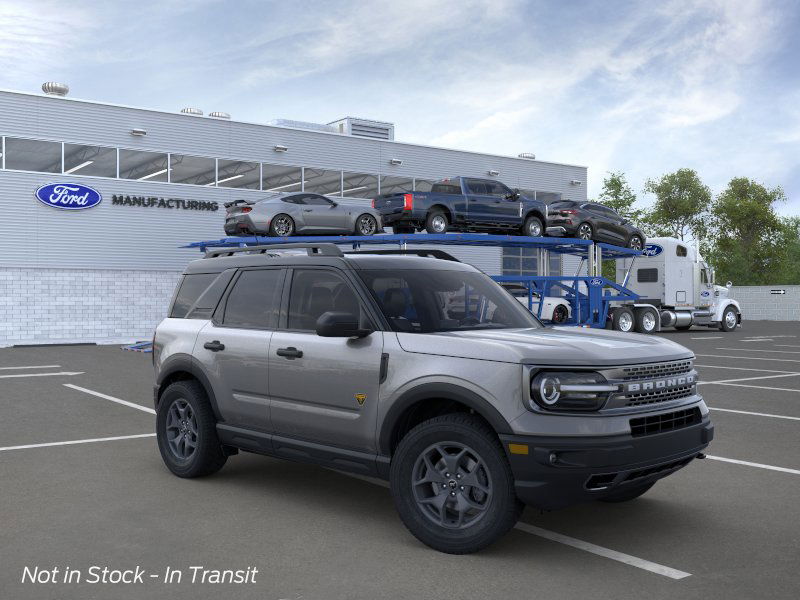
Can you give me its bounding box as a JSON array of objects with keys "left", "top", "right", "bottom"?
[
  {"left": 217, "top": 159, "right": 260, "bottom": 189},
  {"left": 262, "top": 164, "right": 302, "bottom": 193},
  {"left": 502, "top": 248, "right": 561, "bottom": 277},
  {"left": 4, "top": 137, "right": 61, "bottom": 173},
  {"left": 379, "top": 175, "right": 413, "bottom": 195},
  {"left": 169, "top": 154, "right": 216, "bottom": 186},
  {"left": 119, "top": 149, "right": 169, "bottom": 182},
  {"left": 304, "top": 168, "right": 342, "bottom": 196},
  {"left": 63, "top": 144, "right": 117, "bottom": 178},
  {"left": 342, "top": 172, "right": 379, "bottom": 199}
]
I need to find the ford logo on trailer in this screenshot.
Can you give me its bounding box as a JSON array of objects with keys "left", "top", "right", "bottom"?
[
  {"left": 35, "top": 183, "right": 102, "bottom": 210},
  {"left": 641, "top": 244, "right": 663, "bottom": 257},
  {"left": 588, "top": 277, "right": 603, "bottom": 286}
]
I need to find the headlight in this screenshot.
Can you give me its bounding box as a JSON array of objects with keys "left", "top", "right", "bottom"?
[{"left": 530, "top": 371, "right": 617, "bottom": 411}]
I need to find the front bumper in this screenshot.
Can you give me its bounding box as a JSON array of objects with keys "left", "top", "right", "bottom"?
[{"left": 500, "top": 417, "right": 713, "bottom": 509}]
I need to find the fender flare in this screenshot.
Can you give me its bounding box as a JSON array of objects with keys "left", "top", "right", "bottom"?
[
  {"left": 378, "top": 382, "right": 513, "bottom": 455},
  {"left": 714, "top": 299, "right": 741, "bottom": 322},
  {"left": 156, "top": 354, "right": 222, "bottom": 420}
]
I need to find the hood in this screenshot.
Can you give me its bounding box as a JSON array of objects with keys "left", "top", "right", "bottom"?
[
  {"left": 396, "top": 326, "right": 693, "bottom": 366},
  {"left": 714, "top": 285, "right": 730, "bottom": 299}
]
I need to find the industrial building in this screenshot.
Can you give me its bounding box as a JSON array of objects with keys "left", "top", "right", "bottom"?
[{"left": 0, "top": 84, "right": 587, "bottom": 346}]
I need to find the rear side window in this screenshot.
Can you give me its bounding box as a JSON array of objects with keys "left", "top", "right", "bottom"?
[
  {"left": 431, "top": 182, "right": 462, "bottom": 194},
  {"left": 222, "top": 269, "right": 283, "bottom": 329},
  {"left": 637, "top": 268, "right": 659, "bottom": 283},
  {"left": 170, "top": 273, "right": 218, "bottom": 318}
]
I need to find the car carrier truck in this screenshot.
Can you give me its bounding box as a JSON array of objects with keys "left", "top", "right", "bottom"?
[{"left": 609, "top": 236, "right": 742, "bottom": 334}]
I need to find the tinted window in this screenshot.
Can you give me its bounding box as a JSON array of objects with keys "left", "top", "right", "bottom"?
[
  {"left": 304, "top": 194, "right": 335, "bottom": 206},
  {"left": 223, "top": 269, "right": 283, "bottom": 328},
  {"left": 465, "top": 179, "right": 489, "bottom": 195},
  {"left": 637, "top": 268, "right": 659, "bottom": 283},
  {"left": 171, "top": 273, "right": 219, "bottom": 318},
  {"left": 281, "top": 195, "right": 305, "bottom": 205},
  {"left": 484, "top": 181, "right": 513, "bottom": 197},
  {"left": 287, "top": 269, "right": 363, "bottom": 330},
  {"left": 677, "top": 245, "right": 688, "bottom": 257},
  {"left": 357, "top": 269, "right": 542, "bottom": 333},
  {"left": 430, "top": 183, "right": 462, "bottom": 194}
]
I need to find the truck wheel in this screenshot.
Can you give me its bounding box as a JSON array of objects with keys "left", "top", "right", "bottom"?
[
  {"left": 719, "top": 306, "right": 738, "bottom": 332},
  {"left": 156, "top": 380, "right": 227, "bottom": 478},
  {"left": 577, "top": 222, "right": 593, "bottom": 240},
  {"left": 627, "top": 235, "right": 644, "bottom": 251},
  {"left": 552, "top": 304, "right": 569, "bottom": 324},
  {"left": 634, "top": 308, "right": 657, "bottom": 334},
  {"left": 425, "top": 210, "right": 449, "bottom": 234},
  {"left": 612, "top": 307, "right": 635, "bottom": 332},
  {"left": 598, "top": 482, "right": 654, "bottom": 503},
  {"left": 269, "top": 214, "right": 295, "bottom": 237},
  {"left": 521, "top": 216, "right": 544, "bottom": 237},
  {"left": 390, "top": 413, "right": 523, "bottom": 554}
]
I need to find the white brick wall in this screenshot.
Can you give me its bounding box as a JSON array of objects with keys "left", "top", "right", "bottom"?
[
  {"left": 729, "top": 286, "right": 800, "bottom": 321},
  {"left": 0, "top": 268, "right": 181, "bottom": 347}
]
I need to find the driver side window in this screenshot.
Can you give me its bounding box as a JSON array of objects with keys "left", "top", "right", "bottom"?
[
  {"left": 286, "top": 269, "right": 365, "bottom": 331},
  {"left": 304, "top": 194, "right": 335, "bottom": 206}
]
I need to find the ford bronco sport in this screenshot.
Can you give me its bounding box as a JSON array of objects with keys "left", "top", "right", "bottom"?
[{"left": 153, "top": 242, "right": 713, "bottom": 554}]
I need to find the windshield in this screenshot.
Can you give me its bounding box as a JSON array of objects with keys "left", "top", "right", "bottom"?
[{"left": 356, "top": 269, "right": 543, "bottom": 333}]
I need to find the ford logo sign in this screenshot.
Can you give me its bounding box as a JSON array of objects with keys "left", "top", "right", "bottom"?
[
  {"left": 35, "top": 183, "right": 102, "bottom": 210},
  {"left": 588, "top": 277, "right": 603, "bottom": 286},
  {"left": 701, "top": 290, "right": 710, "bottom": 297},
  {"left": 641, "top": 243, "right": 663, "bottom": 257}
]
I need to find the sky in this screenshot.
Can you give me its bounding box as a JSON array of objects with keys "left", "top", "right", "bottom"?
[{"left": 1, "top": 0, "right": 799, "bottom": 213}]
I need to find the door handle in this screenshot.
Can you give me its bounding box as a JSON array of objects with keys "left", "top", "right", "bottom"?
[
  {"left": 203, "top": 340, "right": 225, "bottom": 352},
  {"left": 303, "top": 209, "right": 313, "bottom": 212},
  {"left": 276, "top": 346, "right": 303, "bottom": 359}
]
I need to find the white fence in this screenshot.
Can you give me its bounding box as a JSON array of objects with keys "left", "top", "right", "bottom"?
[{"left": 730, "top": 286, "right": 800, "bottom": 321}]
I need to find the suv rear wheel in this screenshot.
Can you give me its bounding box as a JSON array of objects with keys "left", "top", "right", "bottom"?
[
  {"left": 156, "top": 380, "right": 227, "bottom": 478},
  {"left": 390, "top": 413, "right": 522, "bottom": 554}
]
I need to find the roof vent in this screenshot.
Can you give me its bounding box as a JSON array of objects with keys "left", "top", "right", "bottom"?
[
  {"left": 268, "top": 119, "right": 337, "bottom": 134},
  {"left": 328, "top": 117, "right": 394, "bottom": 141},
  {"left": 518, "top": 152, "right": 536, "bottom": 160},
  {"left": 180, "top": 107, "right": 203, "bottom": 116},
  {"left": 42, "top": 82, "right": 69, "bottom": 97},
  {"left": 209, "top": 111, "right": 231, "bottom": 119}
]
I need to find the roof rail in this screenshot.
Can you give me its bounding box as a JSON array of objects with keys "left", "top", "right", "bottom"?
[
  {"left": 347, "top": 249, "right": 460, "bottom": 262},
  {"left": 204, "top": 243, "right": 344, "bottom": 258}
]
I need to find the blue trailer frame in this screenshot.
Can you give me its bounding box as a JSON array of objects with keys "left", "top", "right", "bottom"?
[{"left": 185, "top": 233, "right": 641, "bottom": 328}]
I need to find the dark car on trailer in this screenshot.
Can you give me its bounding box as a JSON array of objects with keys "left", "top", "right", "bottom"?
[
  {"left": 372, "top": 176, "right": 548, "bottom": 237},
  {"left": 546, "top": 200, "right": 646, "bottom": 250}
]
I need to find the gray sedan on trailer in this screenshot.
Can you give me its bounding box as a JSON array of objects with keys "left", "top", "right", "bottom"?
[{"left": 224, "top": 192, "right": 383, "bottom": 237}]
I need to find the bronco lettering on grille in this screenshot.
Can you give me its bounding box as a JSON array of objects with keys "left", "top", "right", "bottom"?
[{"left": 625, "top": 374, "right": 695, "bottom": 393}]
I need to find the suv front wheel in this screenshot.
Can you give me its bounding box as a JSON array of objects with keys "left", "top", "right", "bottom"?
[
  {"left": 390, "top": 413, "right": 522, "bottom": 554},
  {"left": 156, "top": 380, "right": 227, "bottom": 478}
]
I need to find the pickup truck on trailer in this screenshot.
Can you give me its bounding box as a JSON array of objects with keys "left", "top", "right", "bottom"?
[{"left": 372, "top": 177, "right": 548, "bottom": 237}]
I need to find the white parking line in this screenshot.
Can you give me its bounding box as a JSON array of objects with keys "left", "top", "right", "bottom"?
[
  {"left": 706, "top": 455, "right": 800, "bottom": 475},
  {"left": 0, "top": 433, "right": 155, "bottom": 453},
  {"left": 696, "top": 354, "right": 800, "bottom": 363},
  {"left": 775, "top": 344, "right": 800, "bottom": 349},
  {"left": 336, "top": 471, "right": 691, "bottom": 579},
  {"left": 698, "top": 373, "right": 800, "bottom": 385},
  {"left": 0, "top": 371, "right": 84, "bottom": 379},
  {"left": 63, "top": 384, "right": 156, "bottom": 415},
  {"left": 0, "top": 365, "right": 61, "bottom": 370},
  {"left": 690, "top": 336, "right": 723, "bottom": 339},
  {"left": 705, "top": 381, "right": 800, "bottom": 393},
  {"left": 695, "top": 364, "right": 798, "bottom": 374},
  {"left": 740, "top": 339, "right": 773, "bottom": 342},
  {"left": 709, "top": 407, "right": 800, "bottom": 421},
  {"left": 716, "top": 348, "right": 800, "bottom": 354}
]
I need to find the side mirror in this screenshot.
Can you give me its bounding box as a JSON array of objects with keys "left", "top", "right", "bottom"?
[
  {"left": 329, "top": 201, "right": 338, "bottom": 208},
  {"left": 315, "top": 311, "right": 372, "bottom": 338}
]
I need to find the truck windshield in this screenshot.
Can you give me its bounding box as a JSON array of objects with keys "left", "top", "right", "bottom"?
[{"left": 356, "top": 269, "right": 543, "bottom": 333}]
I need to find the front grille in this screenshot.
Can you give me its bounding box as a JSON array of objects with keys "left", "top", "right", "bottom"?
[
  {"left": 623, "top": 384, "right": 696, "bottom": 407},
  {"left": 622, "top": 360, "right": 693, "bottom": 381},
  {"left": 629, "top": 407, "right": 702, "bottom": 437}
]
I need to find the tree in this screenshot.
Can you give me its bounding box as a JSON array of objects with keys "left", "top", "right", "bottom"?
[
  {"left": 642, "top": 169, "right": 711, "bottom": 241},
  {"left": 597, "top": 171, "right": 643, "bottom": 224},
  {"left": 706, "top": 178, "right": 787, "bottom": 285}
]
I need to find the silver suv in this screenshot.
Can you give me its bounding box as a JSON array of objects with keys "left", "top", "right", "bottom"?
[{"left": 153, "top": 242, "right": 713, "bottom": 554}]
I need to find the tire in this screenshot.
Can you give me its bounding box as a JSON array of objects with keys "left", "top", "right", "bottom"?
[
  {"left": 634, "top": 308, "right": 657, "bottom": 334},
  {"left": 598, "top": 482, "right": 655, "bottom": 503},
  {"left": 393, "top": 225, "right": 416, "bottom": 235},
  {"left": 719, "top": 306, "right": 738, "bottom": 332},
  {"left": 425, "top": 209, "right": 449, "bottom": 234},
  {"left": 269, "top": 214, "right": 295, "bottom": 237},
  {"left": 551, "top": 304, "right": 569, "bottom": 324},
  {"left": 576, "top": 222, "right": 593, "bottom": 240},
  {"left": 520, "top": 215, "right": 544, "bottom": 237},
  {"left": 390, "top": 413, "right": 523, "bottom": 554},
  {"left": 354, "top": 213, "right": 379, "bottom": 236},
  {"left": 627, "top": 235, "right": 644, "bottom": 251},
  {"left": 612, "top": 307, "right": 635, "bottom": 332},
  {"left": 156, "top": 380, "right": 227, "bottom": 478}
]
